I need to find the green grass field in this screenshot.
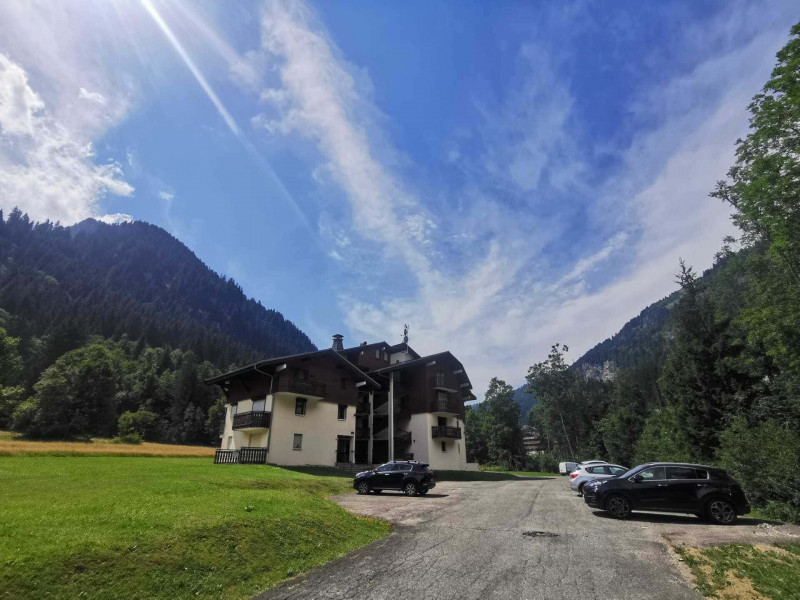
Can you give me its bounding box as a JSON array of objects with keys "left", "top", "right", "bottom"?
[
  {"left": 0, "top": 457, "right": 389, "bottom": 600},
  {"left": 676, "top": 543, "right": 800, "bottom": 600}
]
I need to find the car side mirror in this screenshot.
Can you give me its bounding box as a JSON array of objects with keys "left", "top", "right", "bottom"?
[{"left": 631, "top": 474, "right": 643, "bottom": 483}]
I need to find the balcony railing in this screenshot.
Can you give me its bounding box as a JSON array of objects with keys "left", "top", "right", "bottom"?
[
  {"left": 430, "top": 397, "right": 461, "bottom": 414},
  {"left": 274, "top": 376, "right": 326, "bottom": 397},
  {"left": 431, "top": 426, "right": 462, "bottom": 439},
  {"left": 232, "top": 411, "right": 271, "bottom": 430},
  {"left": 356, "top": 427, "right": 370, "bottom": 441},
  {"left": 355, "top": 402, "right": 370, "bottom": 416},
  {"left": 430, "top": 375, "right": 458, "bottom": 392},
  {"left": 214, "top": 447, "right": 267, "bottom": 464}
]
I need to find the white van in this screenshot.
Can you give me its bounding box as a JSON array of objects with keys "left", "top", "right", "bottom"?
[{"left": 558, "top": 461, "right": 578, "bottom": 475}]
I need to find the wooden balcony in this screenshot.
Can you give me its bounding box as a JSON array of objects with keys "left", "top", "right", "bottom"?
[
  {"left": 431, "top": 426, "right": 462, "bottom": 439},
  {"left": 430, "top": 396, "right": 461, "bottom": 414},
  {"left": 274, "top": 376, "right": 326, "bottom": 398},
  {"left": 430, "top": 375, "right": 458, "bottom": 393},
  {"left": 232, "top": 411, "right": 271, "bottom": 430}
]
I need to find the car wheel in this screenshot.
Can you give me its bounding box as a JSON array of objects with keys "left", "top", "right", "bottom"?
[
  {"left": 403, "top": 481, "right": 419, "bottom": 496},
  {"left": 356, "top": 481, "right": 370, "bottom": 495},
  {"left": 605, "top": 495, "right": 632, "bottom": 519},
  {"left": 706, "top": 499, "right": 737, "bottom": 525}
]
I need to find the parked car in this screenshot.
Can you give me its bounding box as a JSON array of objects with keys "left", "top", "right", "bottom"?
[
  {"left": 578, "top": 460, "right": 607, "bottom": 466},
  {"left": 583, "top": 463, "right": 750, "bottom": 524},
  {"left": 353, "top": 461, "right": 436, "bottom": 496},
  {"left": 559, "top": 461, "right": 579, "bottom": 475},
  {"left": 570, "top": 463, "right": 627, "bottom": 494}
]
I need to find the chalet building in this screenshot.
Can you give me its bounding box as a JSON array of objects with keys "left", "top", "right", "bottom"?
[{"left": 206, "top": 335, "right": 476, "bottom": 470}]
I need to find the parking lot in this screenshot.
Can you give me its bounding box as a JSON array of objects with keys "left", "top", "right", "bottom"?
[{"left": 256, "top": 476, "right": 800, "bottom": 600}]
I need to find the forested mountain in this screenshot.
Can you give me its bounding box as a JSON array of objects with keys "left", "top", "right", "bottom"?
[
  {"left": 0, "top": 211, "right": 315, "bottom": 380},
  {"left": 0, "top": 209, "right": 316, "bottom": 444}
]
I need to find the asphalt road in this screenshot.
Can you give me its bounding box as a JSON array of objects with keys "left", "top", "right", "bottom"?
[{"left": 254, "top": 477, "right": 798, "bottom": 600}]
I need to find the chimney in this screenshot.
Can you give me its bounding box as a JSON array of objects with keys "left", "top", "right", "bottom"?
[{"left": 332, "top": 334, "right": 344, "bottom": 352}]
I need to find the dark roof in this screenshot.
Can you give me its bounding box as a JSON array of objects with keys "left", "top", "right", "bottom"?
[
  {"left": 204, "top": 348, "right": 381, "bottom": 389},
  {"left": 372, "top": 351, "right": 474, "bottom": 392},
  {"left": 340, "top": 341, "right": 389, "bottom": 354},
  {"left": 387, "top": 343, "right": 421, "bottom": 359}
]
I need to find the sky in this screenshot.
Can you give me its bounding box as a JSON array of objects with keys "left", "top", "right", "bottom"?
[{"left": 1, "top": 0, "right": 798, "bottom": 397}]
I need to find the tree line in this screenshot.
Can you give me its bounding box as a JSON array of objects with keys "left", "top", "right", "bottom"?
[{"left": 467, "top": 22, "right": 800, "bottom": 522}]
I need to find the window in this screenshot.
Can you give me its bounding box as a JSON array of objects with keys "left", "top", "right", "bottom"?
[
  {"left": 231, "top": 404, "right": 238, "bottom": 417},
  {"left": 376, "top": 463, "right": 393, "bottom": 472},
  {"left": 637, "top": 466, "right": 666, "bottom": 480},
  {"left": 608, "top": 466, "right": 626, "bottom": 476},
  {"left": 337, "top": 404, "right": 347, "bottom": 420},
  {"left": 588, "top": 466, "right": 606, "bottom": 474},
  {"left": 295, "top": 398, "right": 307, "bottom": 415},
  {"left": 436, "top": 370, "right": 446, "bottom": 386},
  {"left": 252, "top": 397, "right": 266, "bottom": 412},
  {"left": 393, "top": 464, "right": 412, "bottom": 472},
  {"left": 375, "top": 349, "right": 380, "bottom": 359},
  {"left": 667, "top": 466, "right": 698, "bottom": 480},
  {"left": 292, "top": 434, "right": 303, "bottom": 450},
  {"left": 383, "top": 351, "right": 388, "bottom": 361},
  {"left": 441, "top": 441, "right": 446, "bottom": 452},
  {"left": 695, "top": 469, "right": 710, "bottom": 480}
]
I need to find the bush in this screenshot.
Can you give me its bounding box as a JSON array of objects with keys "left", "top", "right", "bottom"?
[
  {"left": 526, "top": 452, "right": 559, "bottom": 473},
  {"left": 12, "top": 397, "right": 40, "bottom": 433},
  {"left": 117, "top": 409, "right": 160, "bottom": 441},
  {"left": 717, "top": 417, "right": 800, "bottom": 523},
  {"left": 0, "top": 386, "right": 25, "bottom": 429},
  {"left": 113, "top": 432, "right": 143, "bottom": 445}
]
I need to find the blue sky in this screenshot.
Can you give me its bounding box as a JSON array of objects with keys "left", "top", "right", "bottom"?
[{"left": 1, "top": 0, "right": 798, "bottom": 396}]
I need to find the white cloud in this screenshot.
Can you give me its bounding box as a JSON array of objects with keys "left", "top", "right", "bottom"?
[
  {"left": 158, "top": 191, "right": 175, "bottom": 202},
  {"left": 78, "top": 87, "right": 107, "bottom": 105},
  {"left": 0, "top": 53, "right": 133, "bottom": 225},
  {"left": 96, "top": 213, "right": 133, "bottom": 224}
]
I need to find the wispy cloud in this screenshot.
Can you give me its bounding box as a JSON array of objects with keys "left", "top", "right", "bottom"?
[{"left": 248, "top": 0, "right": 794, "bottom": 396}]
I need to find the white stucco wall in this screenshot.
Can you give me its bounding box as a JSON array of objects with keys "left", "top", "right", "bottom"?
[
  {"left": 407, "top": 413, "right": 467, "bottom": 470},
  {"left": 220, "top": 394, "right": 357, "bottom": 466}
]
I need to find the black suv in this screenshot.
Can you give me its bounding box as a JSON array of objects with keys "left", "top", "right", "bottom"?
[
  {"left": 583, "top": 462, "right": 750, "bottom": 524},
  {"left": 353, "top": 461, "right": 436, "bottom": 496}
]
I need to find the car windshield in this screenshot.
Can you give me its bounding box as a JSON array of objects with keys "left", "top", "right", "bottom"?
[{"left": 618, "top": 465, "right": 647, "bottom": 479}]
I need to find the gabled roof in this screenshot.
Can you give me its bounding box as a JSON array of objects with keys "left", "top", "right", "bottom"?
[
  {"left": 372, "top": 351, "right": 473, "bottom": 390},
  {"left": 340, "top": 341, "right": 389, "bottom": 354},
  {"left": 204, "top": 349, "right": 381, "bottom": 389}
]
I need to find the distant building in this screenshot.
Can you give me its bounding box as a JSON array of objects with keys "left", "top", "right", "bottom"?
[
  {"left": 206, "top": 335, "right": 476, "bottom": 470},
  {"left": 522, "top": 425, "right": 542, "bottom": 454}
]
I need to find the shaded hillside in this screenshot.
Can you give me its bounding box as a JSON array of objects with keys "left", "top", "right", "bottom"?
[
  {"left": 0, "top": 209, "right": 315, "bottom": 380},
  {"left": 513, "top": 385, "right": 537, "bottom": 424}
]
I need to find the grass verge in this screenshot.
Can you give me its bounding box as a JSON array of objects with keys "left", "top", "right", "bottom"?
[
  {"left": 675, "top": 543, "right": 800, "bottom": 600},
  {"left": 0, "top": 456, "right": 389, "bottom": 600}
]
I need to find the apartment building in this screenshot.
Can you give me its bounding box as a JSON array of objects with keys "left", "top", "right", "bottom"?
[{"left": 206, "top": 335, "right": 476, "bottom": 470}]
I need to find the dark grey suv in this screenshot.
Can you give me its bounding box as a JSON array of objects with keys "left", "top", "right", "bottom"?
[
  {"left": 583, "top": 463, "right": 750, "bottom": 524},
  {"left": 353, "top": 461, "right": 436, "bottom": 496}
]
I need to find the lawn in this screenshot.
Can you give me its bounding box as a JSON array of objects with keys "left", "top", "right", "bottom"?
[
  {"left": 0, "top": 456, "right": 390, "bottom": 600},
  {"left": 676, "top": 543, "right": 800, "bottom": 600},
  {"left": 0, "top": 430, "right": 215, "bottom": 457}
]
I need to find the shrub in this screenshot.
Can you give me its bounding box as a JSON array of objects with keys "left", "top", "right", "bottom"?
[
  {"left": 117, "top": 409, "right": 160, "bottom": 441},
  {"left": 12, "top": 397, "right": 40, "bottom": 433},
  {"left": 526, "top": 452, "right": 559, "bottom": 473},
  {"left": 717, "top": 417, "right": 800, "bottom": 523},
  {"left": 113, "top": 432, "right": 143, "bottom": 445}
]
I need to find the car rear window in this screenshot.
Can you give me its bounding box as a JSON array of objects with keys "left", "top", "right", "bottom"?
[
  {"left": 588, "top": 466, "right": 606, "bottom": 474},
  {"left": 667, "top": 466, "right": 698, "bottom": 480}
]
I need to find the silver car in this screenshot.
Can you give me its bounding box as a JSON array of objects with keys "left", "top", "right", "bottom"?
[{"left": 569, "top": 463, "right": 627, "bottom": 494}]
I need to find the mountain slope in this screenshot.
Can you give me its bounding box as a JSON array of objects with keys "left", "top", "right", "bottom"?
[{"left": 0, "top": 210, "right": 315, "bottom": 373}]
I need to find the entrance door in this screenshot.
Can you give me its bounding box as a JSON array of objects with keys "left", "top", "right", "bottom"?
[
  {"left": 336, "top": 436, "right": 351, "bottom": 463},
  {"left": 437, "top": 416, "right": 447, "bottom": 428}
]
